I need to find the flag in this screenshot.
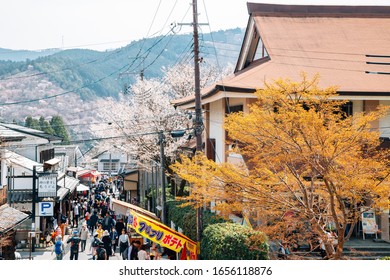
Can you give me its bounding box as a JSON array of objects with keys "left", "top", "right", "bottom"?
[{"left": 180, "top": 242, "right": 187, "bottom": 260}]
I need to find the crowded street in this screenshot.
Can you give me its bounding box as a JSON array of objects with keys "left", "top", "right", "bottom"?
[{"left": 17, "top": 176, "right": 175, "bottom": 261}]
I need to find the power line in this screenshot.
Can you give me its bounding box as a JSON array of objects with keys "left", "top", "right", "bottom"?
[
  {"left": 0, "top": 62, "right": 130, "bottom": 106},
  {"left": 0, "top": 49, "right": 123, "bottom": 81}
]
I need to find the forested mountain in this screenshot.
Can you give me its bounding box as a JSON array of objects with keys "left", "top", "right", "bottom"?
[
  {"left": 0, "top": 28, "right": 244, "bottom": 147},
  {"left": 0, "top": 28, "right": 243, "bottom": 100},
  {"left": 0, "top": 48, "right": 60, "bottom": 62}
]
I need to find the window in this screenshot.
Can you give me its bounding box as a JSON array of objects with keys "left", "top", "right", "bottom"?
[
  {"left": 341, "top": 101, "right": 353, "bottom": 117},
  {"left": 102, "top": 162, "right": 118, "bottom": 171},
  {"left": 40, "top": 148, "right": 55, "bottom": 163},
  {"left": 207, "top": 138, "right": 216, "bottom": 162},
  {"left": 226, "top": 104, "right": 243, "bottom": 114}
]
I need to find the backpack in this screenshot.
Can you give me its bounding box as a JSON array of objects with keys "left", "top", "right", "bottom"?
[
  {"left": 71, "top": 238, "right": 80, "bottom": 252},
  {"left": 54, "top": 241, "right": 63, "bottom": 255},
  {"left": 97, "top": 247, "right": 106, "bottom": 260}
]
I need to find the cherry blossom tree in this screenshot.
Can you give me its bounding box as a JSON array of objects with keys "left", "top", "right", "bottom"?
[{"left": 90, "top": 62, "right": 231, "bottom": 182}]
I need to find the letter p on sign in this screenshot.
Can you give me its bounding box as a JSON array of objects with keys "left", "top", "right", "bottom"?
[{"left": 39, "top": 202, "right": 54, "bottom": 216}]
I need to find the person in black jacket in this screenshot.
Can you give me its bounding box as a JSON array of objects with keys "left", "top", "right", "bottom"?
[
  {"left": 94, "top": 242, "right": 107, "bottom": 260},
  {"left": 122, "top": 240, "right": 140, "bottom": 260},
  {"left": 115, "top": 219, "right": 125, "bottom": 235},
  {"left": 102, "top": 212, "right": 114, "bottom": 232},
  {"left": 88, "top": 211, "right": 98, "bottom": 233},
  {"left": 67, "top": 230, "right": 81, "bottom": 260},
  {"left": 101, "top": 230, "right": 112, "bottom": 260}
]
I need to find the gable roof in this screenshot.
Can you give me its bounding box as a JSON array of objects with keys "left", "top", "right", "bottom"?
[
  {"left": 0, "top": 125, "right": 26, "bottom": 142},
  {"left": 0, "top": 123, "right": 63, "bottom": 142},
  {"left": 3, "top": 150, "right": 43, "bottom": 171},
  {"left": 173, "top": 3, "right": 390, "bottom": 108}
]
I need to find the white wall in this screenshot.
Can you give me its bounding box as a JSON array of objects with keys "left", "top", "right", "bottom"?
[
  {"left": 0, "top": 160, "right": 7, "bottom": 188},
  {"left": 209, "top": 99, "right": 225, "bottom": 163},
  {"left": 353, "top": 100, "right": 364, "bottom": 115},
  {"left": 9, "top": 165, "right": 33, "bottom": 190}
]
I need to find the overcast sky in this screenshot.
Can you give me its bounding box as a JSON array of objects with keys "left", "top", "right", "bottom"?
[{"left": 1, "top": 0, "right": 389, "bottom": 51}]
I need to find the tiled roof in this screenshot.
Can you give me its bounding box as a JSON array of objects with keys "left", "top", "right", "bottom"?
[
  {"left": 173, "top": 3, "right": 390, "bottom": 107},
  {"left": 3, "top": 150, "right": 43, "bottom": 171},
  {"left": 0, "top": 123, "right": 63, "bottom": 142},
  {"left": 0, "top": 204, "right": 29, "bottom": 233}
]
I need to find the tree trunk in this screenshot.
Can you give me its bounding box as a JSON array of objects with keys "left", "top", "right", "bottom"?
[
  {"left": 168, "top": 176, "right": 176, "bottom": 196},
  {"left": 333, "top": 227, "right": 346, "bottom": 259},
  {"left": 177, "top": 179, "right": 187, "bottom": 197},
  {"left": 345, "top": 222, "right": 356, "bottom": 241}
]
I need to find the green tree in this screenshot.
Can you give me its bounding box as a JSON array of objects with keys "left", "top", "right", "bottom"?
[
  {"left": 50, "top": 115, "right": 70, "bottom": 144},
  {"left": 25, "top": 116, "right": 40, "bottom": 130},
  {"left": 38, "top": 116, "right": 55, "bottom": 135}
]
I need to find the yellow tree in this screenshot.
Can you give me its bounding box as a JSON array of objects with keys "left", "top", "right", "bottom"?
[{"left": 171, "top": 74, "right": 390, "bottom": 259}]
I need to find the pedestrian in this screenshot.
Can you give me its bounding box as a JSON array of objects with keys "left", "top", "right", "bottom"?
[
  {"left": 73, "top": 201, "right": 80, "bottom": 228},
  {"left": 115, "top": 218, "right": 125, "bottom": 235},
  {"left": 123, "top": 240, "right": 140, "bottom": 260},
  {"left": 94, "top": 242, "right": 107, "bottom": 260},
  {"left": 67, "top": 230, "right": 81, "bottom": 260},
  {"left": 79, "top": 223, "right": 89, "bottom": 252},
  {"left": 137, "top": 244, "right": 150, "bottom": 260},
  {"left": 149, "top": 243, "right": 160, "bottom": 260},
  {"left": 88, "top": 210, "right": 98, "bottom": 233},
  {"left": 95, "top": 224, "right": 104, "bottom": 239},
  {"left": 102, "top": 230, "right": 112, "bottom": 260},
  {"left": 52, "top": 235, "right": 65, "bottom": 260},
  {"left": 102, "top": 212, "right": 114, "bottom": 232},
  {"left": 118, "top": 228, "right": 129, "bottom": 256},
  {"left": 85, "top": 210, "right": 90, "bottom": 224},
  {"left": 91, "top": 232, "right": 102, "bottom": 260},
  {"left": 161, "top": 247, "right": 177, "bottom": 260},
  {"left": 110, "top": 226, "right": 118, "bottom": 256}
]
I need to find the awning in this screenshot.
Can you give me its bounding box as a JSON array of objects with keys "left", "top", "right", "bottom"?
[
  {"left": 0, "top": 204, "right": 29, "bottom": 233},
  {"left": 127, "top": 210, "right": 197, "bottom": 259},
  {"left": 77, "top": 184, "right": 89, "bottom": 192},
  {"left": 58, "top": 176, "right": 79, "bottom": 193},
  {"left": 44, "top": 158, "right": 61, "bottom": 166},
  {"left": 57, "top": 187, "right": 69, "bottom": 201},
  {"left": 111, "top": 198, "right": 159, "bottom": 221},
  {"left": 77, "top": 170, "right": 101, "bottom": 179}
]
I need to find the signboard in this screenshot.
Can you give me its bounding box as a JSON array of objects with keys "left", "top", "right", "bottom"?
[
  {"left": 38, "top": 202, "right": 54, "bottom": 216},
  {"left": 127, "top": 210, "right": 197, "bottom": 259},
  {"left": 38, "top": 174, "right": 57, "bottom": 197},
  {"left": 361, "top": 209, "right": 378, "bottom": 234}
]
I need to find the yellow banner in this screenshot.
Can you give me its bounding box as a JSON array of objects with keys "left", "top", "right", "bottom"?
[{"left": 127, "top": 210, "right": 197, "bottom": 259}]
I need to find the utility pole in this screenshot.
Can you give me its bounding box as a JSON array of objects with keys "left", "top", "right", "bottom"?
[
  {"left": 192, "top": 0, "right": 204, "bottom": 245},
  {"left": 158, "top": 131, "right": 167, "bottom": 224},
  {"left": 31, "top": 166, "right": 37, "bottom": 252}
]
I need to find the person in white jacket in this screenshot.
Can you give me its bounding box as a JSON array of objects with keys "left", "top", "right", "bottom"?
[
  {"left": 137, "top": 244, "right": 150, "bottom": 260},
  {"left": 79, "top": 223, "right": 89, "bottom": 252}
]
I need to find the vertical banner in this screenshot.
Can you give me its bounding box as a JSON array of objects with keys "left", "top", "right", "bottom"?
[
  {"left": 127, "top": 210, "right": 197, "bottom": 259},
  {"left": 361, "top": 209, "right": 378, "bottom": 234}
]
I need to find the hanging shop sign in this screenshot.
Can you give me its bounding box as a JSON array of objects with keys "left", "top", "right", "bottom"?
[
  {"left": 127, "top": 210, "right": 197, "bottom": 259},
  {"left": 38, "top": 174, "right": 57, "bottom": 197}
]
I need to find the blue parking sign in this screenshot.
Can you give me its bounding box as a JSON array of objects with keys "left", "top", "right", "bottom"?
[{"left": 38, "top": 202, "right": 54, "bottom": 216}]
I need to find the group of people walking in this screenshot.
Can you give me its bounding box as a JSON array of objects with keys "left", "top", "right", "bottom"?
[{"left": 51, "top": 178, "right": 165, "bottom": 261}]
